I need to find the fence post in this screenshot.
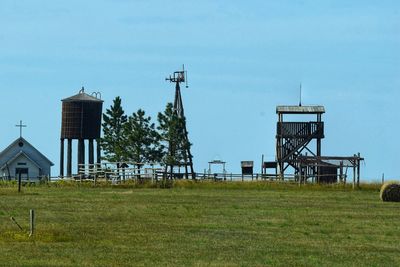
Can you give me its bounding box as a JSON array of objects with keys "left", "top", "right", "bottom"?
[
  {"left": 339, "top": 161, "right": 343, "bottom": 184},
  {"left": 298, "top": 166, "right": 302, "bottom": 187},
  {"left": 29, "top": 209, "right": 35, "bottom": 237},
  {"left": 357, "top": 152, "right": 361, "bottom": 188},
  {"left": 18, "top": 172, "right": 22, "bottom": 193}
]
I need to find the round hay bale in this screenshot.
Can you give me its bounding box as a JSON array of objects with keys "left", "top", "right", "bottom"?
[{"left": 380, "top": 182, "right": 400, "bottom": 202}]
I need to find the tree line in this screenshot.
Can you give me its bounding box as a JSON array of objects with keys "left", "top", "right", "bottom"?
[{"left": 99, "top": 97, "right": 191, "bottom": 172}]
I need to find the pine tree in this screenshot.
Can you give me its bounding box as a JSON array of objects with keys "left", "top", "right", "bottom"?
[
  {"left": 157, "top": 103, "right": 191, "bottom": 177},
  {"left": 100, "top": 96, "right": 128, "bottom": 165},
  {"left": 124, "top": 109, "right": 163, "bottom": 171}
]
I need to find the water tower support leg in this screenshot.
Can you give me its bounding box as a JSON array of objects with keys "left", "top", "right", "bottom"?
[
  {"left": 89, "top": 139, "right": 94, "bottom": 165},
  {"left": 96, "top": 140, "right": 101, "bottom": 164},
  {"left": 67, "top": 139, "right": 72, "bottom": 177},
  {"left": 78, "top": 139, "right": 85, "bottom": 174},
  {"left": 60, "top": 138, "right": 64, "bottom": 177}
]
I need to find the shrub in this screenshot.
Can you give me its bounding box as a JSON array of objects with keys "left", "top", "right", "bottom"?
[{"left": 380, "top": 182, "right": 400, "bottom": 202}]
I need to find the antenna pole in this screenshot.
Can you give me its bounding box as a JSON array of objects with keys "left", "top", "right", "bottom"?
[{"left": 299, "top": 83, "right": 302, "bottom": 107}]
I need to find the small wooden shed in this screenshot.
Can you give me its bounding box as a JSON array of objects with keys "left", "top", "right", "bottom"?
[{"left": 241, "top": 161, "right": 254, "bottom": 175}]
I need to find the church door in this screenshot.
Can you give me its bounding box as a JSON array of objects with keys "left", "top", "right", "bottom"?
[{"left": 15, "top": 168, "right": 28, "bottom": 181}]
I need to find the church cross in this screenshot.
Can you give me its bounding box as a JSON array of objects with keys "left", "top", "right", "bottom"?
[{"left": 15, "top": 120, "right": 27, "bottom": 138}]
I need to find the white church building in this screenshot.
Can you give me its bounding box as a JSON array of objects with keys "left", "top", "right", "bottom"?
[{"left": 0, "top": 137, "right": 54, "bottom": 182}]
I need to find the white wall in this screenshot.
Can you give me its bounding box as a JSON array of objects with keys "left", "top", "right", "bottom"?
[{"left": 1, "top": 153, "right": 41, "bottom": 181}]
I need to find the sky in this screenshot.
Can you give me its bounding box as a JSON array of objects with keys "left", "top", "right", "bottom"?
[{"left": 0, "top": 0, "right": 399, "bottom": 181}]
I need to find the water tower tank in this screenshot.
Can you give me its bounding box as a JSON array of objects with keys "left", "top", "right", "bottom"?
[
  {"left": 60, "top": 88, "right": 104, "bottom": 178},
  {"left": 61, "top": 89, "right": 103, "bottom": 139}
]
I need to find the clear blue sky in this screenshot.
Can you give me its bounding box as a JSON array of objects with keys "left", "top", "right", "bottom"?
[{"left": 0, "top": 1, "right": 399, "bottom": 181}]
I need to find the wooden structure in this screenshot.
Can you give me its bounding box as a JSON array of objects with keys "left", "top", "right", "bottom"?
[
  {"left": 60, "top": 88, "right": 103, "bottom": 177},
  {"left": 276, "top": 105, "right": 325, "bottom": 179},
  {"left": 76, "top": 162, "right": 162, "bottom": 183},
  {"left": 0, "top": 137, "right": 53, "bottom": 181},
  {"left": 165, "top": 66, "right": 195, "bottom": 179},
  {"left": 241, "top": 161, "right": 254, "bottom": 175},
  {"left": 297, "top": 154, "right": 364, "bottom": 187},
  {"left": 207, "top": 159, "right": 227, "bottom": 180},
  {"left": 262, "top": 161, "right": 278, "bottom": 177},
  {"left": 208, "top": 160, "right": 226, "bottom": 174}
]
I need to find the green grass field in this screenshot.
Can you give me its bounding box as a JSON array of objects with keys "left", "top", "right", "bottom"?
[{"left": 0, "top": 181, "right": 399, "bottom": 266}]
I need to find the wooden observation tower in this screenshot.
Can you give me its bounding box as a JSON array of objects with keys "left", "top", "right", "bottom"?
[
  {"left": 165, "top": 66, "right": 195, "bottom": 179},
  {"left": 276, "top": 105, "right": 325, "bottom": 179}
]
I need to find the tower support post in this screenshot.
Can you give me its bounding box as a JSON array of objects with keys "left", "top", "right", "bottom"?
[
  {"left": 96, "top": 139, "right": 101, "bottom": 165},
  {"left": 89, "top": 139, "right": 94, "bottom": 166},
  {"left": 78, "top": 139, "right": 85, "bottom": 174},
  {"left": 67, "top": 139, "right": 72, "bottom": 177},
  {"left": 60, "top": 138, "right": 64, "bottom": 177}
]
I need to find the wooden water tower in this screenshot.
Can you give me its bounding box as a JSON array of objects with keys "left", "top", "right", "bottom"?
[
  {"left": 276, "top": 105, "right": 325, "bottom": 179},
  {"left": 59, "top": 88, "right": 103, "bottom": 177}
]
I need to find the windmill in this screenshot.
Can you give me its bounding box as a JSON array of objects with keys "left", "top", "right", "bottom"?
[{"left": 165, "top": 65, "right": 195, "bottom": 179}]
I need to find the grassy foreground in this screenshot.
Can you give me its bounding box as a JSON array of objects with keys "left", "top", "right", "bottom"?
[{"left": 0, "top": 181, "right": 399, "bottom": 266}]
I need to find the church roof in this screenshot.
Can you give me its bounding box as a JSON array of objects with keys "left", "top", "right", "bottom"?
[
  {"left": 0, "top": 137, "right": 54, "bottom": 168},
  {"left": 0, "top": 151, "right": 41, "bottom": 170},
  {"left": 62, "top": 90, "right": 103, "bottom": 103}
]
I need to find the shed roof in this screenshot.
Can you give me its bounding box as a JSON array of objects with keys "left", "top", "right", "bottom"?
[
  {"left": 62, "top": 90, "right": 103, "bottom": 103},
  {"left": 297, "top": 156, "right": 364, "bottom": 167},
  {"left": 276, "top": 105, "right": 325, "bottom": 114},
  {"left": 208, "top": 160, "right": 226, "bottom": 164},
  {"left": 241, "top": 161, "right": 254, "bottom": 167}
]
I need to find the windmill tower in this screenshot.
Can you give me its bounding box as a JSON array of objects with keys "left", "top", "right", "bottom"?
[{"left": 165, "top": 66, "right": 195, "bottom": 179}]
